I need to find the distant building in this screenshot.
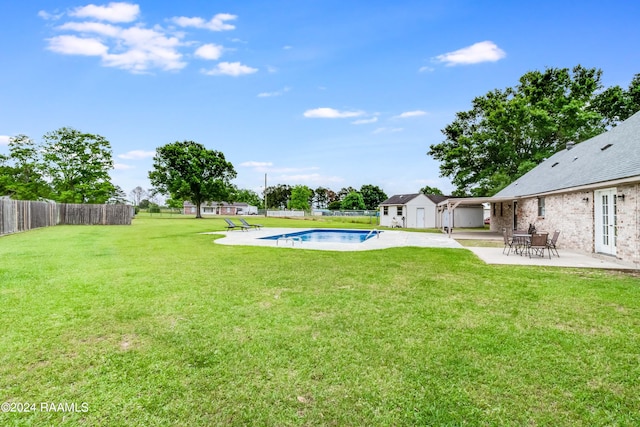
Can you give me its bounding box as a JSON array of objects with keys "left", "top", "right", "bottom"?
[
  {"left": 183, "top": 201, "right": 258, "bottom": 216},
  {"left": 379, "top": 193, "right": 483, "bottom": 228}
]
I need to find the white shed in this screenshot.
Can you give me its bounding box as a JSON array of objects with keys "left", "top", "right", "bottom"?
[{"left": 379, "top": 193, "right": 448, "bottom": 228}]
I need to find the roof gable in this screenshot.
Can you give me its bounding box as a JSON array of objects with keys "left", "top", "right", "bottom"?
[{"left": 495, "top": 111, "right": 640, "bottom": 197}]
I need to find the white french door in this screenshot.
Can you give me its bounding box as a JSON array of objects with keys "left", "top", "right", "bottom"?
[{"left": 595, "top": 188, "right": 617, "bottom": 255}]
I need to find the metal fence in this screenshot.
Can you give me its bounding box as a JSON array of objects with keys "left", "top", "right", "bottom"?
[{"left": 0, "top": 199, "right": 134, "bottom": 236}]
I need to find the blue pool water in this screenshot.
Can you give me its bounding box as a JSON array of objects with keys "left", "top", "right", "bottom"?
[{"left": 260, "top": 229, "right": 380, "bottom": 243}]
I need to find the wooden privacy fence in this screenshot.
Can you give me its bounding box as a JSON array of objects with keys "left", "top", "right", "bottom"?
[
  {"left": 0, "top": 199, "right": 133, "bottom": 236},
  {"left": 57, "top": 203, "right": 133, "bottom": 226}
]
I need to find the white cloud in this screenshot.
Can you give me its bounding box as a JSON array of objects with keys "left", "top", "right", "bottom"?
[
  {"left": 257, "top": 87, "right": 290, "bottom": 98},
  {"left": 434, "top": 41, "right": 506, "bottom": 66},
  {"left": 0, "top": 135, "right": 11, "bottom": 146},
  {"left": 194, "top": 43, "right": 223, "bottom": 60},
  {"left": 351, "top": 117, "right": 378, "bottom": 125},
  {"left": 118, "top": 150, "right": 155, "bottom": 160},
  {"left": 58, "top": 21, "right": 121, "bottom": 37},
  {"left": 42, "top": 5, "right": 243, "bottom": 74},
  {"left": 114, "top": 163, "right": 135, "bottom": 170},
  {"left": 419, "top": 65, "right": 434, "bottom": 73},
  {"left": 48, "top": 23, "right": 187, "bottom": 72},
  {"left": 394, "top": 110, "right": 428, "bottom": 119},
  {"left": 47, "top": 35, "right": 108, "bottom": 56},
  {"left": 303, "top": 108, "right": 364, "bottom": 119},
  {"left": 38, "top": 10, "right": 64, "bottom": 20},
  {"left": 201, "top": 62, "right": 258, "bottom": 76},
  {"left": 70, "top": 2, "right": 140, "bottom": 23},
  {"left": 172, "top": 13, "right": 237, "bottom": 31}
]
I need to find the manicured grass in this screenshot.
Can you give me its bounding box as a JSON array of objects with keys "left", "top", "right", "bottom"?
[{"left": 1, "top": 216, "right": 639, "bottom": 426}]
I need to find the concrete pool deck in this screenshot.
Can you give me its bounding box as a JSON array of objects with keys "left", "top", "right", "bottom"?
[
  {"left": 209, "top": 227, "right": 463, "bottom": 251},
  {"left": 209, "top": 227, "right": 638, "bottom": 271}
]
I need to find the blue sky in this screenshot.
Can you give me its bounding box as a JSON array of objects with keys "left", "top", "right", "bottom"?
[{"left": 1, "top": 0, "right": 639, "bottom": 199}]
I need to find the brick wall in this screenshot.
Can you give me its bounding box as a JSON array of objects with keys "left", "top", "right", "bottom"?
[
  {"left": 615, "top": 184, "right": 639, "bottom": 265},
  {"left": 516, "top": 191, "right": 594, "bottom": 253},
  {"left": 505, "top": 185, "right": 640, "bottom": 265}
]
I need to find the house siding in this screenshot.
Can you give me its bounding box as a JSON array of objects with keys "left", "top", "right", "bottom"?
[
  {"left": 616, "top": 184, "right": 640, "bottom": 265},
  {"left": 506, "top": 185, "right": 640, "bottom": 266},
  {"left": 516, "top": 191, "right": 593, "bottom": 253}
]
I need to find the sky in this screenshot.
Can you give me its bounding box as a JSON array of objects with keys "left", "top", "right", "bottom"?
[{"left": 1, "top": 0, "right": 640, "bottom": 200}]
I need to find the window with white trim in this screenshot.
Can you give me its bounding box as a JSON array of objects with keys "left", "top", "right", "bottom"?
[{"left": 537, "top": 197, "right": 545, "bottom": 217}]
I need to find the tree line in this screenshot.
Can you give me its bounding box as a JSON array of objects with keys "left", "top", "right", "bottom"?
[
  {"left": 0, "top": 128, "right": 125, "bottom": 203},
  {"left": 262, "top": 184, "right": 388, "bottom": 211},
  {"left": 428, "top": 65, "right": 640, "bottom": 196},
  {"left": 146, "top": 141, "right": 392, "bottom": 217},
  {"left": 6, "top": 65, "right": 634, "bottom": 211}
]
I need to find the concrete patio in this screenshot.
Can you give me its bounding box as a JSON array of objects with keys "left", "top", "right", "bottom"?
[
  {"left": 451, "top": 231, "right": 638, "bottom": 271},
  {"left": 209, "top": 228, "right": 638, "bottom": 271}
]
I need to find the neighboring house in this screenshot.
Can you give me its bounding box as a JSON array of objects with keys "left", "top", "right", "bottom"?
[
  {"left": 379, "top": 193, "right": 484, "bottom": 228},
  {"left": 491, "top": 110, "right": 640, "bottom": 267},
  {"left": 183, "top": 201, "right": 258, "bottom": 216}
]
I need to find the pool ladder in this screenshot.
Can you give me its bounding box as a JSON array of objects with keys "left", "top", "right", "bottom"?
[
  {"left": 366, "top": 229, "right": 380, "bottom": 239},
  {"left": 276, "top": 235, "right": 302, "bottom": 246}
]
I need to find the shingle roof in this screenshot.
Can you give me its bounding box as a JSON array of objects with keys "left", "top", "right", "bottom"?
[
  {"left": 380, "top": 193, "right": 453, "bottom": 206},
  {"left": 425, "top": 194, "right": 450, "bottom": 204},
  {"left": 495, "top": 110, "right": 640, "bottom": 198},
  {"left": 380, "top": 193, "right": 421, "bottom": 205}
]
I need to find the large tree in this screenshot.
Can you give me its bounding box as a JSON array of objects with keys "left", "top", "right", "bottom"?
[
  {"left": 149, "top": 141, "right": 236, "bottom": 218},
  {"left": 288, "top": 185, "right": 313, "bottom": 211},
  {"left": 428, "top": 66, "right": 640, "bottom": 196},
  {"left": 2, "top": 135, "right": 52, "bottom": 200},
  {"left": 264, "top": 184, "right": 291, "bottom": 209},
  {"left": 359, "top": 184, "right": 387, "bottom": 210},
  {"left": 230, "top": 187, "right": 262, "bottom": 208},
  {"left": 1, "top": 129, "right": 116, "bottom": 202},
  {"left": 42, "top": 127, "right": 116, "bottom": 203},
  {"left": 341, "top": 191, "right": 366, "bottom": 210},
  {"left": 420, "top": 185, "right": 443, "bottom": 195},
  {"left": 337, "top": 186, "right": 358, "bottom": 201}
]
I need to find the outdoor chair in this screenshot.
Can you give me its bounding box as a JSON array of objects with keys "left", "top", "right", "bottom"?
[
  {"left": 547, "top": 230, "right": 560, "bottom": 257},
  {"left": 511, "top": 229, "right": 530, "bottom": 255},
  {"left": 224, "top": 218, "right": 250, "bottom": 231},
  {"left": 239, "top": 218, "right": 262, "bottom": 230},
  {"left": 528, "top": 232, "right": 550, "bottom": 258},
  {"left": 502, "top": 228, "right": 514, "bottom": 255}
]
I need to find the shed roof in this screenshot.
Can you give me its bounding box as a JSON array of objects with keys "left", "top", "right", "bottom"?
[
  {"left": 380, "top": 193, "right": 422, "bottom": 205},
  {"left": 379, "top": 193, "right": 455, "bottom": 206},
  {"left": 495, "top": 111, "right": 640, "bottom": 198}
]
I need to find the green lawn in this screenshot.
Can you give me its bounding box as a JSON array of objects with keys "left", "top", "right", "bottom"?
[{"left": 1, "top": 216, "right": 639, "bottom": 426}]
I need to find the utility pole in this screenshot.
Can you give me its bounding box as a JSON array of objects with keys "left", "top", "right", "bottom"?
[{"left": 264, "top": 173, "right": 268, "bottom": 218}]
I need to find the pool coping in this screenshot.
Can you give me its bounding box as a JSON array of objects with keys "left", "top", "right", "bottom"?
[{"left": 205, "top": 227, "right": 463, "bottom": 251}]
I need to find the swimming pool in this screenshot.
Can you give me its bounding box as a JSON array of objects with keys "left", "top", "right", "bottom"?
[{"left": 260, "top": 229, "right": 381, "bottom": 243}]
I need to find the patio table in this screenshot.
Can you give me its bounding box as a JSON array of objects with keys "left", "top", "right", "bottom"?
[{"left": 512, "top": 233, "right": 531, "bottom": 255}]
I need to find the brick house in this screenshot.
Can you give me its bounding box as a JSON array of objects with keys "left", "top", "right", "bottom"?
[{"left": 490, "top": 110, "right": 640, "bottom": 267}]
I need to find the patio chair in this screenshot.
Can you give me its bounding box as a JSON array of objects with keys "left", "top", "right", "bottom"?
[
  {"left": 502, "top": 228, "right": 514, "bottom": 255},
  {"left": 224, "top": 218, "right": 250, "bottom": 231},
  {"left": 239, "top": 218, "right": 262, "bottom": 230},
  {"left": 528, "top": 232, "right": 550, "bottom": 258},
  {"left": 511, "top": 229, "right": 530, "bottom": 255},
  {"left": 547, "top": 230, "right": 560, "bottom": 257}
]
